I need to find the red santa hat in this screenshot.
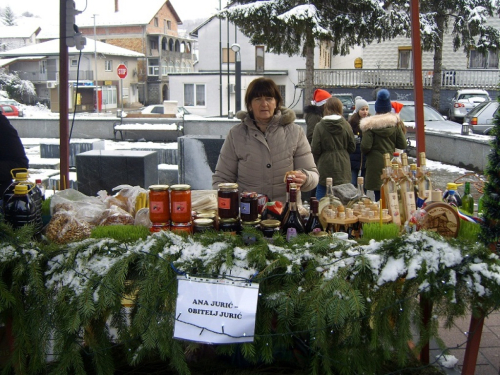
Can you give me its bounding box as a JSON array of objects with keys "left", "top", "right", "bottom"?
[{"left": 311, "top": 89, "right": 332, "bottom": 106}]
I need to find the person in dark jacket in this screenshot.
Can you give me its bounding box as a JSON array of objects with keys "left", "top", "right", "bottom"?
[
  {"left": 304, "top": 89, "right": 332, "bottom": 144},
  {"left": 348, "top": 98, "right": 369, "bottom": 188},
  {"left": 0, "top": 111, "right": 29, "bottom": 198},
  {"left": 360, "top": 89, "right": 406, "bottom": 202},
  {"left": 311, "top": 97, "right": 356, "bottom": 200}
]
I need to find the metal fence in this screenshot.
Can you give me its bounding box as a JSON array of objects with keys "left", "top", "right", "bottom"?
[{"left": 297, "top": 69, "right": 500, "bottom": 90}]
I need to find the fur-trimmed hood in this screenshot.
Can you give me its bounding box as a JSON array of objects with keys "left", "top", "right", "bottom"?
[
  {"left": 303, "top": 104, "right": 323, "bottom": 116},
  {"left": 235, "top": 107, "right": 296, "bottom": 126},
  {"left": 359, "top": 112, "right": 400, "bottom": 132}
]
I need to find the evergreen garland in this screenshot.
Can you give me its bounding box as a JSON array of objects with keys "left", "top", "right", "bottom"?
[
  {"left": 0, "top": 220, "right": 499, "bottom": 375},
  {"left": 480, "top": 92, "right": 500, "bottom": 251}
]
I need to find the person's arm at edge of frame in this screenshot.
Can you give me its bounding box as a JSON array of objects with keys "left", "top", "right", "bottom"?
[{"left": 0, "top": 113, "right": 29, "bottom": 175}]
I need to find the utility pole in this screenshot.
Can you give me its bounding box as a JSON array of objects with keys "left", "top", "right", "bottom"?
[{"left": 93, "top": 14, "right": 99, "bottom": 114}]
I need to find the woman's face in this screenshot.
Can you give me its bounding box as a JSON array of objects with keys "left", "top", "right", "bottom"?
[
  {"left": 251, "top": 96, "right": 276, "bottom": 124},
  {"left": 358, "top": 106, "right": 369, "bottom": 118}
]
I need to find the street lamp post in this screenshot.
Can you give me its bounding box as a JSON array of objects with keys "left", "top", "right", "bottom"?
[
  {"left": 93, "top": 14, "right": 99, "bottom": 114},
  {"left": 231, "top": 43, "right": 241, "bottom": 112}
]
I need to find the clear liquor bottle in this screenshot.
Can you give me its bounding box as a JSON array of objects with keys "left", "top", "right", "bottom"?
[
  {"left": 281, "top": 183, "right": 305, "bottom": 241},
  {"left": 417, "top": 152, "right": 432, "bottom": 206},
  {"left": 347, "top": 176, "right": 372, "bottom": 208},
  {"left": 318, "top": 177, "right": 342, "bottom": 227},
  {"left": 397, "top": 160, "right": 416, "bottom": 221},
  {"left": 380, "top": 153, "right": 393, "bottom": 210},
  {"left": 460, "top": 181, "right": 474, "bottom": 215},
  {"left": 381, "top": 154, "right": 402, "bottom": 225},
  {"left": 305, "top": 198, "right": 323, "bottom": 234}
]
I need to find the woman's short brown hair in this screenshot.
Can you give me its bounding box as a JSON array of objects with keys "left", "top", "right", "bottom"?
[
  {"left": 323, "top": 97, "right": 344, "bottom": 117},
  {"left": 245, "top": 77, "right": 283, "bottom": 113}
]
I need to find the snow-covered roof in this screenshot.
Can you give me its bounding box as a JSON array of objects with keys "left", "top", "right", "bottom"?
[
  {"left": 0, "top": 25, "right": 41, "bottom": 39},
  {"left": 0, "top": 38, "right": 144, "bottom": 58},
  {"left": 76, "top": 0, "right": 181, "bottom": 27},
  {"left": 0, "top": 56, "right": 46, "bottom": 68}
]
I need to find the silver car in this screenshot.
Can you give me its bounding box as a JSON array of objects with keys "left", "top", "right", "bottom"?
[
  {"left": 448, "top": 89, "right": 490, "bottom": 122},
  {"left": 463, "top": 100, "right": 499, "bottom": 135}
]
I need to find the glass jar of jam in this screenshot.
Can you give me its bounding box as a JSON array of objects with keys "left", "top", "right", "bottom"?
[
  {"left": 150, "top": 223, "right": 170, "bottom": 233},
  {"left": 148, "top": 185, "right": 170, "bottom": 225},
  {"left": 193, "top": 218, "right": 215, "bottom": 233},
  {"left": 260, "top": 219, "right": 280, "bottom": 239},
  {"left": 217, "top": 183, "right": 239, "bottom": 220},
  {"left": 170, "top": 184, "right": 191, "bottom": 223},
  {"left": 171, "top": 221, "right": 193, "bottom": 234},
  {"left": 240, "top": 191, "right": 258, "bottom": 222},
  {"left": 219, "top": 218, "right": 241, "bottom": 235}
]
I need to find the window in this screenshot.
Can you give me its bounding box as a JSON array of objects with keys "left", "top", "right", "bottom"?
[
  {"left": 148, "top": 58, "right": 159, "bottom": 76},
  {"left": 167, "top": 20, "right": 172, "bottom": 30},
  {"left": 162, "top": 60, "right": 168, "bottom": 75},
  {"left": 150, "top": 39, "right": 158, "bottom": 51},
  {"left": 154, "top": 17, "right": 158, "bottom": 27},
  {"left": 256, "top": 46, "right": 264, "bottom": 72},
  {"left": 70, "top": 59, "right": 78, "bottom": 67},
  {"left": 184, "top": 84, "right": 206, "bottom": 107},
  {"left": 398, "top": 47, "right": 412, "bottom": 69},
  {"left": 39, "top": 60, "right": 47, "bottom": 74},
  {"left": 469, "top": 49, "right": 499, "bottom": 69},
  {"left": 222, "top": 48, "right": 236, "bottom": 63},
  {"left": 102, "top": 86, "right": 117, "bottom": 105},
  {"left": 105, "top": 60, "right": 112, "bottom": 71}
]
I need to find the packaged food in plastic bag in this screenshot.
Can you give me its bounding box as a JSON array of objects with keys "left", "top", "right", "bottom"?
[
  {"left": 134, "top": 207, "right": 151, "bottom": 227},
  {"left": 98, "top": 205, "right": 135, "bottom": 226},
  {"left": 46, "top": 209, "right": 92, "bottom": 244},
  {"left": 50, "top": 189, "right": 107, "bottom": 225},
  {"left": 98, "top": 185, "right": 148, "bottom": 216}
]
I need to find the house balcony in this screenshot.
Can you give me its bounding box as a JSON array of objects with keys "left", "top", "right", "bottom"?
[
  {"left": 297, "top": 69, "right": 500, "bottom": 90},
  {"left": 17, "top": 70, "right": 94, "bottom": 82}
]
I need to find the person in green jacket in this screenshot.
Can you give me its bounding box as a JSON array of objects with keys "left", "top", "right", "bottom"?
[
  {"left": 311, "top": 97, "right": 356, "bottom": 200},
  {"left": 359, "top": 89, "right": 407, "bottom": 202}
]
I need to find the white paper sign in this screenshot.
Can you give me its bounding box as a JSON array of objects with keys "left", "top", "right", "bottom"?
[{"left": 173, "top": 276, "right": 260, "bottom": 344}]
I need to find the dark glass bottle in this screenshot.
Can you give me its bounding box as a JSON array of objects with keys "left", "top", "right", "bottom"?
[
  {"left": 305, "top": 198, "right": 323, "bottom": 234},
  {"left": 3, "top": 184, "right": 38, "bottom": 230},
  {"left": 461, "top": 182, "right": 474, "bottom": 215},
  {"left": 280, "top": 175, "right": 294, "bottom": 225},
  {"left": 281, "top": 183, "right": 305, "bottom": 241}
]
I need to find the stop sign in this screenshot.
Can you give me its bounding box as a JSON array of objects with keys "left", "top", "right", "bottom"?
[{"left": 117, "top": 64, "right": 128, "bottom": 79}]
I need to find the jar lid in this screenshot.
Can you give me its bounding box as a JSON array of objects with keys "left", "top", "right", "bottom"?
[
  {"left": 196, "top": 212, "right": 216, "bottom": 219},
  {"left": 242, "top": 219, "right": 261, "bottom": 226},
  {"left": 310, "top": 231, "right": 329, "bottom": 238},
  {"left": 260, "top": 219, "right": 280, "bottom": 228},
  {"left": 218, "top": 183, "right": 238, "bottom": 190},
  {"left": 170, "top": 184, "right": 191, "bottom": 191},
  {"left": 149, "top": 184, "right": 169, "bottom": 191},
  {"left": 193, "top": 218, "right": 214, "bottom": 227},
  {"left": 241, "top": 191, "right": 258, "bottom": 198},
  {"left": 219, "top": 218, "right": 239, "bottom": 224}
]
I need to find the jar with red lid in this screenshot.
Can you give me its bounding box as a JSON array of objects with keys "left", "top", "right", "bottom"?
[
  {"left": 218, "top": 183, "right": 239, "bottom": 220},
  {"left": 170, "top": 184, "right": 192, "bottom": 223},
  {"left": 240, "top": 191, "right": 258, "bottom": 222},
  {"left": 149, "top": 185, "right": 170, "bottom": 225}
]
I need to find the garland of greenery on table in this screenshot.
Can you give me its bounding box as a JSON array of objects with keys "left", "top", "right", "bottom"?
[{"left": 0, "top": 220, "right": 499, "bottom": 375}]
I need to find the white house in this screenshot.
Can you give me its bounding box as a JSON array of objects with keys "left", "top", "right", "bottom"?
[
  {"left": 0, "top": 25, "right": 41, "bottom": 52},
  {"left": 0, "top": 38, "right": 144, "bottom": 112}
]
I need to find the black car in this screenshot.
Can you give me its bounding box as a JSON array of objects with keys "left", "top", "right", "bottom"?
[{"left": 333, "top": 93, "right": 355, "bottom": 119}]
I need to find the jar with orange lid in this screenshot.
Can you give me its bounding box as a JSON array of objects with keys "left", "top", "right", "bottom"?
[
  {"left": 217, "top": 183, "right": 239, "bottom": 220},
  {"left": 170, "top": 184, "right": 192, "bottom": 223},
  {"left": 148, "top": 185, "right": 170, "bottom": 225}
]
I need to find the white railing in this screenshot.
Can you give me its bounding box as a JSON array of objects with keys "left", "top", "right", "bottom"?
[{"left": 297, "top": 69, "right": 500, "bottom": 90}]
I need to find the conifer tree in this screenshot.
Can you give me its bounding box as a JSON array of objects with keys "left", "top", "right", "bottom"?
[
  {"left": 1, "top": 6, "right": 16, "bottom": 26},
  {"left": 219, "top": 0, "right": 402, "bottom": 104},
  {"left": 480, "top": 91, "right": 500, "bottom": 252}
]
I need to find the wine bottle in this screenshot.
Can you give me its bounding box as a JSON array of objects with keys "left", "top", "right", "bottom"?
[
  {"left": 280, "top": 175, "right": 294, "bottom": 226},
  {"left": 281, "top": 183, "right": 305, "bottom": 241},
  {"left": 305, "top": 198, "right": 323, "bottom": 233},
  {"left": 460, "top": 181, "right": 474, "bottom": 215}
]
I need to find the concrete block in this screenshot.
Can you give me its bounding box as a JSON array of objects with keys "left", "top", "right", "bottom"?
[
  {"left": 76, "top": 150, "right": 158, "bottom": 195},
  {"left": 158, "top": 165, "right": 179, "bottom": 185},
  {"left": 40, "top": 140, "right": 105, "bottom": 167},
  {"left": 178, "top": 135, "right": 225, "bottom": 190}
]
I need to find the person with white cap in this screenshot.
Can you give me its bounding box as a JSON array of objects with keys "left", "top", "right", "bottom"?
[
  {"left": 359, "top": 89, "right": 406, "bottom": 201},
  {"left": 348, "top": 98, "right": 370, "bottom": 187}
]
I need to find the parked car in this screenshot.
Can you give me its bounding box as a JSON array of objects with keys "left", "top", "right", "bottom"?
[
  {"left": 0, "top": 98, "right": 22, "bottom": 107},
  {"left": 463, "top": 100, "right": 499, "bottom": 135},
  {"left": 367, "top": 100, "right": 460, "bottom": 133},
  {"left": 333, "top": 93, "right": 355, "bottom": 119},
  {"left": 140, "top": 105, "right": 203, "bottom": 119},
  {"left": 0, "top": 104, "right": 23, "bottom": 117},
  {"left": 448, "top": 89, "right": 490, "bottom": 122}
]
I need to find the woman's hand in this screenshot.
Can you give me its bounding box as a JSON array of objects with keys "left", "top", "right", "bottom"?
[{"left": 285, "top": 170, "right": 307, "bottom": 188}]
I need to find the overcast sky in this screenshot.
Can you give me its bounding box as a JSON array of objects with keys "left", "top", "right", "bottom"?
[{"left": 2, "top": 0, "right": 229, "bottom": 23}]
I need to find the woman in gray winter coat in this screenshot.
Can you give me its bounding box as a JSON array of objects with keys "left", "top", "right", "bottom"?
[
  {"left": 212, "top": 77, "right": 319, "bottom": 202},
  {"left": 311, "top": 97, "right": 356, "bottom": 200}
]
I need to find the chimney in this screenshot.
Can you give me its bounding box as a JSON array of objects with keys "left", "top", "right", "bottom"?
[{"left": 115, "top": 0, "right": 119, "bottom": 12}]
